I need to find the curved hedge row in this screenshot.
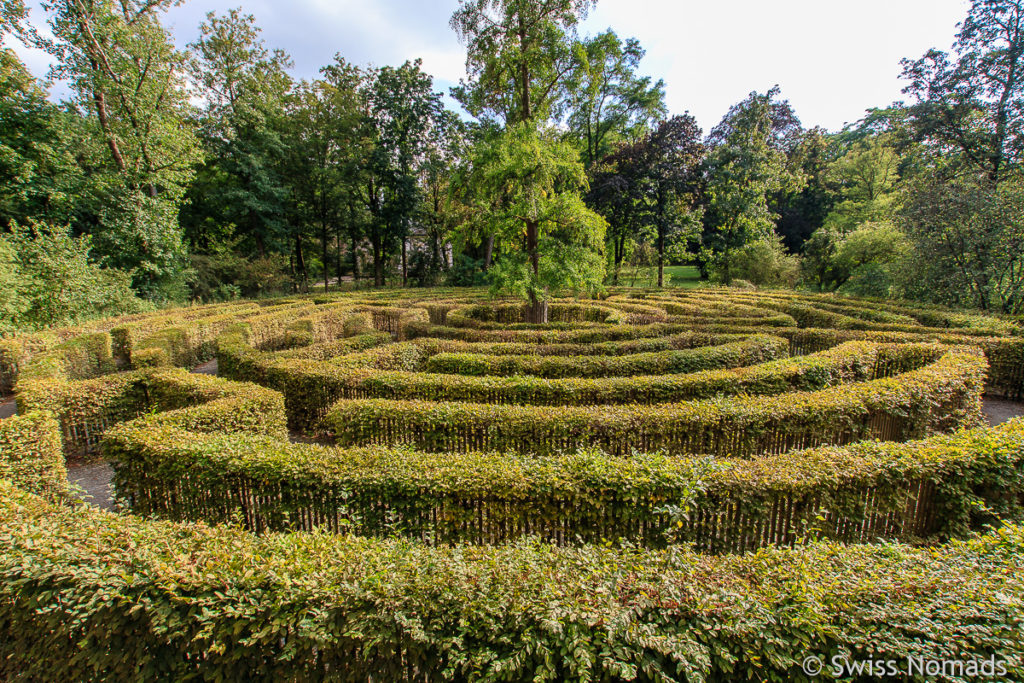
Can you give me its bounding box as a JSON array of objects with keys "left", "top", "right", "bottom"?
[
  {"left": 422, "top": 335, "right": 788, "bottom": 378},
  {"left": 229, "top": 341, "right": 943, "bottom": 411},
  {"left": 106, "top": 418, "right": 1024, "bottom": 548},
  {"left": 2, "top": 474, "right": 1024, "bottom": 681},
  {"left": 327, "top": 348, "right": 986, "bottom": 456},
  {"left": 2, "top": 289, "right": 1024, "bottom": 681},
  {"left": 17, "top": 366, "right": 286, "bottom": 455}
]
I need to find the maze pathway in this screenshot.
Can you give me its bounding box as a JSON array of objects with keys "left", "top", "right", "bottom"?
[{"left": 62, "top": 359, "right": 220, "bottom": 510}]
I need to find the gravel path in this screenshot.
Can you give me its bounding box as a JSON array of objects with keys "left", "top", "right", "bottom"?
[
  {"left": 67, "top": 461, "right": 115, "bottom": 510},
  {"left": 61, "top": 359, "right": 219, "bottom": 510},
  {"left": 983, "top": 397, "right": 1024, "bottom": 426},
  {"left": 0, "top": 396, "right": 16, "bottom": 419}
]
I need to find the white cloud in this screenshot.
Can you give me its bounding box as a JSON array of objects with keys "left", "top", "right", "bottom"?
[
  {"left": 13, "top": 0, "right": 972, "bottom": 132},
  {"left": 581, "top": 0, "right": 971, "bottom": 132}
]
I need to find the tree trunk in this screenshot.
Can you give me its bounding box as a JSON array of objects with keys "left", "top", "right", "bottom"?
[
  {"left": 351, "top": 234, "right": 360, "bottom": 281},
  {"left": 483, "top": 233, "right": 495, "bottom": 271},
  {"left": 431, "top": 231, "right": 442, "bottom": 284},
  {"left": 402, "top": 237, "right": 408, "bottom": 287},
  {"left": 613, "top": 235, "right": 626, "bottom": 286},
  {"left": 372, "top": 235, "right": 384, "bottom": 287},
  {"left": 525, "top": 289, "right": 548, "bottom": 323},
  {"left": 295, "top": 234, "right": 308, "bottom": 293},
  {"left": 336, "top": 224, "right": 344, "bottom": 282},
  {"left": 657, "top": 226, "right": 665, "bottom": 288},
  {"left": 524, "top": 218, "right": 547, "bottom": 322},
  {"left": 322, "top": 223, "right": 330, "bottom": 293},
  {"left": 526, "top": 219, "right": 540, "bottom": 278}
]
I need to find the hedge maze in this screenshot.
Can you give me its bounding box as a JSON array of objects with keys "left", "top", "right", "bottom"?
[{"left": 2, "top": 288, "right": 1024, "bottom": 680}]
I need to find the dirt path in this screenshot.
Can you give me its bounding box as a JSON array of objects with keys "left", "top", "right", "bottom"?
[
  {"left": 67, "top": 461, "right": 115, "bottom": 510},
  {"left": 193, "top": 359, "right": 218, "bottom": 375}
]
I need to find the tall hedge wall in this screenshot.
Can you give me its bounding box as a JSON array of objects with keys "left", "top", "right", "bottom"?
[
  {"left": 2, "top": 479, "right": 1023, "bottom": 681},
  {"left": 327, "top": 349, "right": 986, "bottom": 456},
  {"left": 0, "top": 411, "right": 67, "bottom": 497},
  {"left": 106, "top": 419, "right": 1024, "bottom": 548}
]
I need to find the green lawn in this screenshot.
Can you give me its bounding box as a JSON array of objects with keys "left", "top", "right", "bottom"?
[
  {"left": 611, "top": 265, "right": 707, "bottom": 289},
  {"left": 662, "top": 265, "right": 704, "bottom": 288}
]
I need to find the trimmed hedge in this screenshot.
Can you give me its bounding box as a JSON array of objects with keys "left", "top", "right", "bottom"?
[
  {"left": 412, "top": 331, "right": 747, "bottom": 357},
  {"left": 327, "top": 349, "right": 986, "bottom": 456},
  {"left": 17, "top": 367, "right": 286, "bottom": 455},
  {"left": 256, "top": 342, "right": 941, "bottom": 409},
  {"left": 106, "top": 419, "right": 1024, "bottom": 548},
  {"left": 2, "top": 480, "right": 1024, "bottom": 681},
  {"left": 0, "top": 411, "right": 67, "bottom": 497},
  {"left": 423, "top": 335, "right": 789, "bottom": 378},
  {"left": 3, "top": 290, "right": 1024, "bottom": 681}
]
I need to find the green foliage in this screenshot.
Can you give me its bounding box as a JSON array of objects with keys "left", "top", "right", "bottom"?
[
  {"left": 0, "top": 49, "right": 79, "bottom": 229},
  {"left": 821, "top": 135, "right": 902, "bottom": 234},
  {"left": 803, "top": 221, "right": 910, "bottom": 294},
  {"left": 470, "top": 123, "right": 608, "bottom": 309},
  {"left": 42, "top": 0, "right": 201, "bottom": 299},
  {"left": 328, "top": 348, "right": 986, "bottom": 457},
  {"left": 424, "top": 336, "right": 788, "bottom": 378},
  {"left": 0, "top": 290, "right": 1022, "bottom": 681},
  {"left": 450, "top": 0, "right": 595, "bottom": 124},
  {"left": 0, "top": 222, "right": 148, "bottom": 333},
  {"left": 702, "top": 88, "right": 804, "bottom": 282},
  {"left": 901, "top": 172, "right": 1024, "bottom": 313},
  {"left": 105, "top": 418, "right": 1024, "bottom": 546},
  {"left": 0, "top": 411, "right": 67, "bottom": 497},
  {"left": 710, "top": 235, "right": 800, "bottom": 288},
  {"left": 565, "top": 30, "right": 667, "bottom": 167},
  {"left": 901, "top": 0, "right": 1024, "bottom": 182},
  {"left": 4, "top": 474, "right": 1024, "bottom": 681}
]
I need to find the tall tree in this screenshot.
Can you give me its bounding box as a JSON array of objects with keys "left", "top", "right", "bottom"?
[
  {"left": 823, "top": 134, "right": 902, "bottom": 233},
  {"left": 0, "top": 49, "right": 79, "bottom": 229},
  {"left": 186, "top": 9, "right": 293, "bottom": 264},
  {"left": 773, "top": 127, "right": 838, "bottom": 252},
  {"left": 902, "top": 0, "right": 1024, "bottom": 183},
  {"left": 450, "top": 0, "right": 595, "bottom": 125},
  {"left": 902, "top": 171, "right": 1024, "bottom": 312},
  {"left": 451, "top": 0, "right": 603, "bottom": 319},
  {"left": 284, "top": 58, "right": 366, "bottom": 292},
  {"left": 468, "top": 123, "right": 606, "bottom": 315},
  {"left": 41, "top": 0, "right": 201, "bottom": 299},
  {"left": 589, "top": 115, "right": 704, "bottom": 286},
  {"left": 565, "top": 30, "right": 666, "bottom": 168},
  {"left": 420, "top": 111, "right": 470, "bottom": 284},
  {"left": 701, "top": 88, "right": 804, "bottom": 282},
  {"left": 361, "top": 60, "right": 443, "bottom": 287}
]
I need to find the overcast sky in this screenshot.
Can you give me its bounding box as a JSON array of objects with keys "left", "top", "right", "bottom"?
[{"left": 8, "top": 0, "right": 971, "bottom": 133}]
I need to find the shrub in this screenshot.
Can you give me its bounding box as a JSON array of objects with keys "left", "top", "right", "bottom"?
[
  {"left": 107, "top": 419, "right": 1024, "bottom": 546},
  {"left": 2, "top": 480, "right": 1023, "bottom": 681},
  {"left": 423, "top": 336, "right": 788, "bottom": 378},
  {"left": 0, "top": 411, "right": 66, "bottom": 497},
  {"left": 327, "top": 349, "right": 986, "bottom": 457}
]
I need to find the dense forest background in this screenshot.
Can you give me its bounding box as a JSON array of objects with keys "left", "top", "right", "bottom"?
[{"left": 2, "top": 0, "right": 1024, "bottom": 329}]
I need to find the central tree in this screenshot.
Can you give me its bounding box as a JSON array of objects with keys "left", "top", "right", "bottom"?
[{"left": 451, "top": 0, "right": 605, "bottom": 322}]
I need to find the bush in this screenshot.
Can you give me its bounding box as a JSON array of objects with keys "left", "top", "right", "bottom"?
[
  {"left": 0, "top": 222, "right": 149, "bottom": 333},
  {"left": 711, "top": 237, "right": 800, "bottom": 288},
  {"left": 0, "top": 411, "right": 66, "bottom": 497},
  {"left": 2, "top": 478, "right": 1024, "bottom": 681},
  {"left": 327, "top": 349, "right": 986, "bottom": 457},
  {"left": 423, "top": 336, "right": 788, "bottom": 378},
  {"left": 106, "top": 418, "right": 1024, "bottom": 546}
]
